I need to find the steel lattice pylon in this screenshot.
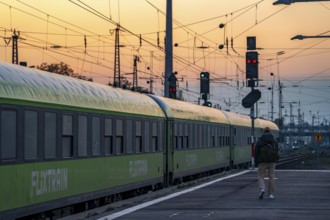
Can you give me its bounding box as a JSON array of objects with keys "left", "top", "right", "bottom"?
[
  {"left": 113, "top": 25, "right": 121, "bottom": 87},
  {"left": 12, "top": 30, "right": 19, "bottom": 65}
]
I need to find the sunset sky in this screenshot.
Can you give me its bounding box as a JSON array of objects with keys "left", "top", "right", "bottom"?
[{"left": 0, "top": 0, "right": 329, "bottom": 125}]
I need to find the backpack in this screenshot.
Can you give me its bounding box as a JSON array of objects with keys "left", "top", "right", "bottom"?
[{"left": 259, "top": 141, "right": 279, "bottom": 163}]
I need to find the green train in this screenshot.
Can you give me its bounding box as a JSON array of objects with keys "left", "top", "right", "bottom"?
[{"left": 0, "top": 62, "right": 279, "bottom": 219}]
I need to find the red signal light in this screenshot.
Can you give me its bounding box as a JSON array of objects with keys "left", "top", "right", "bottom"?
[
  {"left": 247, "top": 59, "right": 257, "bottom": 64},
  {"left": 169, "top": 88, "right": 176, "bottom": 93}
]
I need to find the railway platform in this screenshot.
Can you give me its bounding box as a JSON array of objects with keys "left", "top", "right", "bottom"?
[{"left": 83, "top": 169, "right": 330, "bottom": 220}]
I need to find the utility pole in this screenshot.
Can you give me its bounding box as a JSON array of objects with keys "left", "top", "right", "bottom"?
[
  {"left": 12, "top": 30, "right": 19, "bottom": 64},
  {"left": 276, "top": 50, "right": 285, "bottom": 143},
  {"left": 270, "top": 72, "right": 275, "bottom": 121},
  {"left": 132, "top": 55, "right": 139, "bottom": 91},
  {"left": 113, "top": 24, "right": 121, "bottom": 87},
  {"left": 148, "top": 51, "right": 154, "bottom": 94},
  {"left": 278, "top": 81, "right": 283, "bottom": 131},
  {"left": 290, "top": 102, "right": 294, "bottom": 147},
  {"left": 298, "top": 108, "right": 302, "bottom": 146},
  {"left": 164, "top": 0, "right": 173, "bottom": 97},
  {"left": 279, "top": 81, "right": 284, "bottom": 142}
]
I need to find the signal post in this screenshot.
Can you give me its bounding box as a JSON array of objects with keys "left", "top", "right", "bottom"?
[
  {"left": 200, "top": 72, "right": 212, "bottom": 107},
  {"left": 242, "top": 36, "right": 261, "bottom": 168}
]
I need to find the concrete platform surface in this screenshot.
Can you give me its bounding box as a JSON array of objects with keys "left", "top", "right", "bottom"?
[{"left": 96, "top": 170, "right": 330, "bottom": 220}]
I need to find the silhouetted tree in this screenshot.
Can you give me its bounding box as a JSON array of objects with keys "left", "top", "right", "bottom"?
[
  {"left": 37, "top": 62, "right": 75, "bottom": 76},
  {"left": 37, "top": 62, "right": 93, "bottom": 81}
]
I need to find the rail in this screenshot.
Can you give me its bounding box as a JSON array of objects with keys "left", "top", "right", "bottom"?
[{"left": 276, "top": 154, "right": 313, "bottom": 167}]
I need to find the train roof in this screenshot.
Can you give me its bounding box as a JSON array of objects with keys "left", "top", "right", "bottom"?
[
  {"left": 222, "top": 111, "right": 253, "bottom": 127},
  {"left": 0, "top": 62, "right": 165, "bottom": 118},
  {"left": 149, "top": 95, "right": 230, "bottom": 124},
  {"left": 256, "top": 118, "right": 279, "bottom": 132}
]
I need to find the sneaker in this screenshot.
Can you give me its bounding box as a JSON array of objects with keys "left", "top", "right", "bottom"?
[
  {"left": 269, "top": 194, "right": 275, "bottom": 199},
  {"left": 259, "top": 190, "right": 265, "bottom": 199}
]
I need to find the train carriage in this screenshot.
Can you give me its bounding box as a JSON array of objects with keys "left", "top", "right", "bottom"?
[
  {"left": 150, "top": 96, "right": 232, "bottom": 184},
  {"left": 0, "top": 61, "right": 280, "bottom": 219},
  {"left": 222, "top": 111, "right": 258, "bottom": 168},
  {"left": 0, "top": 62, "right": 166, "bottom": 219}
]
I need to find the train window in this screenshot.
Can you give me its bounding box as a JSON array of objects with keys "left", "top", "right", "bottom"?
[
  {"left": 105, "top": 136, "right": 113, "bottom": 155},
  {"left": 105, "top": 118, "right": 113, "bottom": 155},
  {"left": 188, "top": 124, "right": 193, "bottom": 149},
  {"left": 116, "top": 119, "right": 123, "bottom": 135},
  {"left": 126, "top": 120, "right": 133, "bottom": 153},
  {"left": 135, "top": 136, "right": 142, "bottom": 153},
  {"left": 178, "top": 136, "right": 183, "bottom": 149},
  {"left": 158, "top": 122, "right": 163, "bottom": 151},
  {"left": 116, "top": 136, "right": 123, "bottom": 154},
  {"left": 116, "top": 119, "right": 124, "bottom": 155},
  {"left": 1, "top": 110, "right": 17, "bottom": 160},
  {"left": 24, "top": 110, "right": 38, "bottom": 160},
  {"left": 184, "top": 136, "right": 189, "bottom": 149},
  {"left": 152, "top": 137, "right": 157, "bottom": 152},
  {"left": 152, "top": 122, "right": 157, "bottom": 152},
  {"left": 78, "top": 115, "right": 88, "bottom": 157},
  {"left": 62, "top": 114, "right": 73, "bottom": 158},
  {"left": 194, "top": 125, "right": 198, "bottom": 148},
  {"left": 92, "top": 116, "right": 101, "bottom": 156},
  {"left": 208, "top": 126, "right": 211, "bottom": 148},
  {"left": 198, "top": 125, "right": 202, "bottom": 148},
  {"left": 144, "top": 121, "right": 150, "bottom": 152},
  {"left": 44, "top": 112, "right": 57, "bottom": 159},
  {"left": 136, "top": 121, "right": 142, "bottom": 153},
  {"left": 175, "top": 136, "right": 178, "bottom": 150},
  {"left": 178, "top": 124, "right": 182, "bottom": 137},
  {"left": 212, "top": 136, "right": 215, "bottom": 147}
]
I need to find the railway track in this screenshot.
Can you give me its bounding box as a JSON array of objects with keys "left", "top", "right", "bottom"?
[{"left": 276, "top": 154, "right": 314, "bottom": 167}]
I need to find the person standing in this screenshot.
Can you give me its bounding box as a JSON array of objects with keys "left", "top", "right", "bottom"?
[{"left": 254, "top": 127, "right": 279, "bottom": 199}]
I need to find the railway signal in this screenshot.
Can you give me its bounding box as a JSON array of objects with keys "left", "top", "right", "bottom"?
[
  {"left": 246, "top": 51, "right": 259, "bottom": 80},
  {"left": 168, "top": 72, "right": 177, "bottom": 99},
  {"left": 203, "top": 101, "right": 212, "bottom": 107},
  {"left": 247, "top": 36, "right": 256, "bottom": 50},
  {"left": 200, "top": 72, "right": 210, "bottom": 94},
  {"left": 242, "top": 89, "right": 261, "bottom": 108}
]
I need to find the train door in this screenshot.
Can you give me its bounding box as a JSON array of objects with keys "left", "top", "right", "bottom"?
[
  {"left": 164, "top": 118, "right": 174, "bottom": 187},
  {"left": 229, "top": 124, "right": 235, "bottom": 169}
]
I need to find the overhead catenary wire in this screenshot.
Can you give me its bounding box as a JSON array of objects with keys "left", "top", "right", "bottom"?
[
  {"left": 1, "top": 1, "right": 168, "bottom": 84},
  {"left": 1, "top": 0, "right": 327, "bottom": 120}
]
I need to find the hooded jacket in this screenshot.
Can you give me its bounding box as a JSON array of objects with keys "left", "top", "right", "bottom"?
[{"left": 254, "top": 132, "right": 279, "bottom": 166}]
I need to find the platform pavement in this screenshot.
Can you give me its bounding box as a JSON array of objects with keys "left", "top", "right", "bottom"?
[{"left": 93, "top": 170, "right": 330, "bottom": 220}]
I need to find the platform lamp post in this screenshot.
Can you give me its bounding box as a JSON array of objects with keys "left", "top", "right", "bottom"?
[
  {"left": 269, "top": 72, "right": 275, "bottom": 121},
  {"left": 291, "top": 34, "right": 330, "bottom": 40},
  {"left": 276, "top": 51, "right": 285, "bottom": 144},
  {"left": 291, "top": 33, "right": 330, "bottom": 154},
  {"left": 273, "top": 0, "right": 330, "bottom": 5}
]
